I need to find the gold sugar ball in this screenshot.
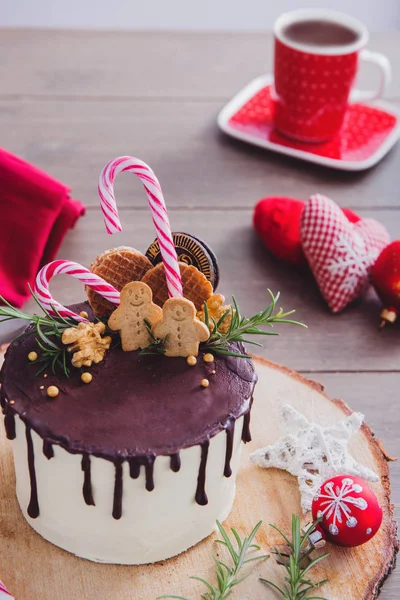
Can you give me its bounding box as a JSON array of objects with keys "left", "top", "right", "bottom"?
[
  {"left": 43, "top": 373, "right": 48, "bottom": 378},
  {"left": 212, "top": 369, "right": 216, "bottom": 374},
  {"left": 187, "top": 355, "right": 197, "bottom": 367},
  {"left": 81, "top": 372, "right": 93, "bottom": 384},
  {"left": 40, "top": 385, "right": 44, "bottom": 390},
  {"left": 9, "top": 400, "right": 15, "bottom": 405},
  {"left": 79, "top": 311, "right": 89, "bottom": 319},
  {"left": 47, "top": 386, "right": 59, "bottom": 398},
  {"left": 201, "top": 378, "right": 210, "bottom": 388},
  {"left": 203, "top": 353, "right": 214, "bottom": 363},
  {"left": 28, "top": 351, "right": 38, "bottom": 362}
]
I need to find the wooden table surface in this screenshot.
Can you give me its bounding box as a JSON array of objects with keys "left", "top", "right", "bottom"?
[{"left": 0, "top": 29, "right": 398, "bottom": 598}]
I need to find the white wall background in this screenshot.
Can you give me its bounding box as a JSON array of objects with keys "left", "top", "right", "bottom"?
[{"left": 1, "top": 0, "right": 399, "bottom": 31}]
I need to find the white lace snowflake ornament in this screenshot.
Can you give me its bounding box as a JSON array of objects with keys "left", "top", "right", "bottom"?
[{"left": 250, "top": 405, "right": 379, "bottom": 513}]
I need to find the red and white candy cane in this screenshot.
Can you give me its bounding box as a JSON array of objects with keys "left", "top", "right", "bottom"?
[
  {"left": 98, "top": 156, "right": 183, "bottom": 298},
  {"left": 0, "top": 579, "right": 14, "bottom": 599},
  {"left": 34, "top": 260, "right": 120, "bottom": 321}
]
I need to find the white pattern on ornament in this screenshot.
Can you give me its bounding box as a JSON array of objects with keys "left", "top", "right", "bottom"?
[
  {"left": 325, "top": 231, "right": 379, "bottom": 295},
  {"left": 250, "top": 405, "right": 378, "bottom": 513},
  {"left": 316, "top": 478, "right": 368, "bottom": 536}
]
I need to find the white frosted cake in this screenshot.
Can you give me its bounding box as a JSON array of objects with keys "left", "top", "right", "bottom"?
[
  {"left": 1, "top": 156, "right": 299, "bottom": 567},
  {"left": 1, "top": 299, "right": 256, "bottom": 564}
]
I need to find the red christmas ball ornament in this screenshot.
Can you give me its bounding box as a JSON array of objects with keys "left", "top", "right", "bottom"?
[
  {"left": 253, "top": 197, "right": 307, "bottom": 265},
  {"left": 371, "top": 240, "right": 400, "bottom": 326},
  {"left": 312, "top": 475, "right": 383, "bottom": 547}
]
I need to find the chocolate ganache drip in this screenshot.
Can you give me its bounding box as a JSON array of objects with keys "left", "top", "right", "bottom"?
[
  {"left": 25, "top": 426, "right": 39, "bottom": 519},
  {"left": 128, "top": 455, "right": 156, "bottom": 492},
  {"left": 241, "top": 398, "right": 254, "bottom": 443},
  {"left": 4, "top": 411, "right": 16, "bottom": 441},
  {"left": 170, "top": 452, "right": 181, "bottom": 472},
  {"left": 43, "top": 440, "right": 54, "bottom": 459},
  {"left": 81, "top": 454, "right": 95, "bottom": 506},
  {"left": 195, "top": 441, "right": 210, "bottom": 506},
  {"left": 1, "top": 389, "right": 16, "bottom": 440},
  {"left": 112, "top": 458, "right": 124, "bottom": 520},
  {"left": 0, "top": 302, "right": 257, "bottom": 520},
  {"left": 224, "top": 417, "right": 235, "bottom": 478}
]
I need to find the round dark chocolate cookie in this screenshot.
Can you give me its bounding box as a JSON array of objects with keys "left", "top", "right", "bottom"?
[
  {"left": 190, "top": 234, "right": 220, "bottom": 291},
  {"left": 145, "top": 232, "right": 219, "bottom": 290}
]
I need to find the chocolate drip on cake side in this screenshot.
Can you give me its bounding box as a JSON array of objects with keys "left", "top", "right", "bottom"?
[
  {"left": 112, "top": 458, "right": 124, "bottom": 520},
  {"left": 195, "top": 441, "right": 210, "bottom": 506},
  {"left": 224, "top": 417, "right": 235, "bottom": 478},
  {"left": 241, "top": 397, "right": 254, "bottom": 443},
  {"left": 1, "top": 390, "right": 16, "bottom": 440},
  {"left": 4, "top": 411, "right": 16, "bottom": 440},
  {"left": 114, "top": 455, "right": 156, "bottom": 518},
  {"left": 25, "top": 425, "right": 39, "bottom": 518},
  {"left": 81, "top": 454, "right": 95, "bottom": 506},
  {"left": 145, "top": 456, "right": 155, "bottom": 491},
  {"left": 128, "top": 455, "right": 156, "bottom": 491},
  {"left": 128, "top": 457, "right": 140, "bottom": 479},
  {"left": 43, "top": 440, "right": 54, "bottom": 459},
  {"left": 170, "top": 452, "right": 181, "bottom": 472}
]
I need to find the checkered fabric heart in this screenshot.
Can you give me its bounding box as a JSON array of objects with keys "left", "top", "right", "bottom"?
[{"left": 300, "top": 194, "right": 391, "bottom": 313}]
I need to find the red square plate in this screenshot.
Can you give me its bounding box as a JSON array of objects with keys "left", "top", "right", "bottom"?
[{"left": 218, "top": 75, "right": 400, "bottom": 171}]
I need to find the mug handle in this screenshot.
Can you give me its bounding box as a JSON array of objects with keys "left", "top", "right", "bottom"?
[{"left": 350, "top": 50, "right": 391, "bottom": 103}]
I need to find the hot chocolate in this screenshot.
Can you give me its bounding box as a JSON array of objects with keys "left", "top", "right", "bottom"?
[{"left": 282, "top": 19, "right": 359, "bottom": 48}]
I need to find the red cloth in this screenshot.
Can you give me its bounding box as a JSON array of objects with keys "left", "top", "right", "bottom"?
[
  {"left": 0, "top": 149, "right": 85, "bottom": 307},
  {"left": 253, "top": 196, "right": 360, "bottom": 266}
]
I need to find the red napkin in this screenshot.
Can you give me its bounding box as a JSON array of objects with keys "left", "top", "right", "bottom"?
[{"left": 0, "top": 149, "right": 85, "bottom": 307}]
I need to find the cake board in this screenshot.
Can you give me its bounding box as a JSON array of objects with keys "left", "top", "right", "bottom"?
[{"left": 0, "top": 352, "right": 397, "bottom": 600}]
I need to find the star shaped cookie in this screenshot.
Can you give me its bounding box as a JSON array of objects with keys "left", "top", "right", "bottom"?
[{"left": 250, "top": 404, "right": 378, "bottom": 513}]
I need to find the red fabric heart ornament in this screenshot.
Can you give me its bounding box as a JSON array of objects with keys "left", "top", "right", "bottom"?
[{"left": 300, "top": 194, "right": 391, "bottom": 313}]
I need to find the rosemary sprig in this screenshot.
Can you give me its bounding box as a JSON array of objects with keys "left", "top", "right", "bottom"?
[
  {"left": 139, "top": 291, "right": 305, "bottom": 359},
  {"left": 202, "top": 290, "right": 306, "bottom": 358},
  {"left": 260, "top": 515, "right": 329, "bottom": 600},
  {"left": 0, "top": 291, "right": 79, "bottom": 377},
  {"left": 158, "top": 520, "right": 268, "bottom": 600},
  {"left": 140, "top": 319, "right": 168, "bottom": 355},
  {"left": 31, "top": 337, "right": 71, "bottom": 377}
]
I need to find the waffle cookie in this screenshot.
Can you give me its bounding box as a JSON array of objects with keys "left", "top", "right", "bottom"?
[
  {"left": 141, "top": 262, "right": 213, "bottom": 310},
  {"left": 87, "top": 247, "right": 153, "bottom": 317}
]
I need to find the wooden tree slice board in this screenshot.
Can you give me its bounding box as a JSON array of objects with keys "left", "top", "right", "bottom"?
[{"left": 0, "top": 354, "right": 398, "bottom": 600}]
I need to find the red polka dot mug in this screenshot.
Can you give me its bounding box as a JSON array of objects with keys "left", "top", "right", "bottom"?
[{"left": 272, "top": 9, "right": 391, "bottom": 142}]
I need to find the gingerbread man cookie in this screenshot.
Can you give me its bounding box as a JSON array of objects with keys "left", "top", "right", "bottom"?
[
  {"left": 153, "top": 297, "right": 210, "bottom": 357},
  {"left": 108, "top": 282, "right": 162, "bottom": 351}
]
